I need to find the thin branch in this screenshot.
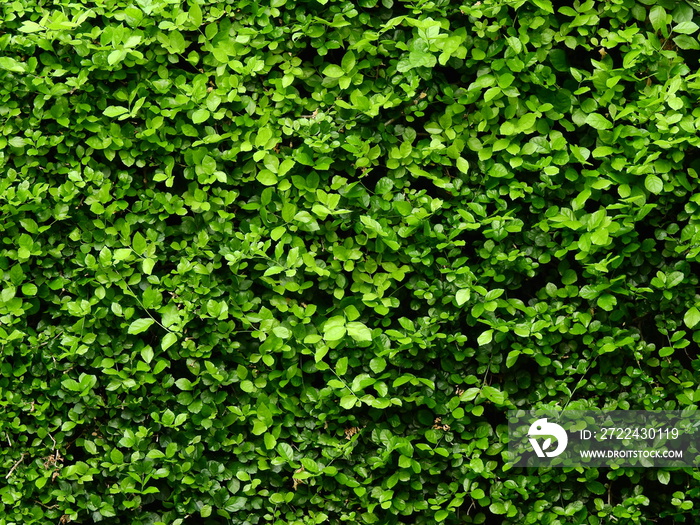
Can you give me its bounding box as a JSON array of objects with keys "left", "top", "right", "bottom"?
[{"left": 5, "top": 453, "right": 28, "bottom": 479}]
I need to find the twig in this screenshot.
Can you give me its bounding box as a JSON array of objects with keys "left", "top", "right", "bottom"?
[
  {"left": 34, "top": 500, "right": 59, "bottom": 510},
  {"left": 5, "top": 453, "right": 28, "bottom": 479}
]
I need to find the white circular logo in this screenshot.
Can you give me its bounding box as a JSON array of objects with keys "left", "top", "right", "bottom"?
[{"left": 528, "top": 418, "right": 568, "bottom": 458}]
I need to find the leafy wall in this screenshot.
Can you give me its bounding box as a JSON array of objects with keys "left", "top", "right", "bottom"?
[{"left": 2, "top": 0, "right": 700, "bottom": 523}]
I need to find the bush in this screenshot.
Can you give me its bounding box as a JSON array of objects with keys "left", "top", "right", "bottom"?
[{"left": 2, "top": 0, "right": 700, "bottom": 523}]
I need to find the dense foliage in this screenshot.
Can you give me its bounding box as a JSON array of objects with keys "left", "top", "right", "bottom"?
[{"left": 2, "top": 0, "right": 700, "bottom": 523}]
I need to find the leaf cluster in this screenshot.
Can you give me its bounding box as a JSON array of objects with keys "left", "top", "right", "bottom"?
[{"left": 2, "top": 0, "right": 700, "bottom": 523}]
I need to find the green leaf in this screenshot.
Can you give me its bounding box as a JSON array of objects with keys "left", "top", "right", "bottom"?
[
  {"left": 484, "top": 87, "right": 500, "bottom": 103},
  {"left": 264, "top": 433, "right": 277, "bottom": 450},
  {"left": 21, "top": 283, "right": 38, "bottom": 295},
  {"left": 341, "top": 51, "right": 356, "bottom": 72},
  {"left": 192, "top": 108, "right": 210, "bottom": 124},
  {"left": 586, "top": 481, "right": 606, "bottom": 495},
  {"left": 161, "top": 409, "right": 175, "bottom": 426},
  {"left": 110, "top": 448, "right": 124, "bottom": 464},
  {"left": 659, "top": 347, "right": 674, "bottom": 358},
  {"left": 471, "top": 488, "right": 485, "bottom": 499},
  {"left": 252, "top": 419, "right": 268, "bottom": 435},
  {"left": 674, "top": 35, "right": 700, "bottom": 50},
  {"left": 596, "top": 294, "right": 617, "bottom": 311},
  {"left": 586, "top": 113, "right": 613, "bottom": 130},
  {"left": 459, "top": 388, "right": 480, "bottom": 402},
  {"left": 649, "top": 6, "right": 667, "bottom": 34},
  {"left": 61, "top": 378, "right": 82, "bottom": 392},
  {"left": 336, "top": 357, "right": 348, "bottom": 376},
  {"left": 684, "top": 307, "right": 700, "bottom": 328},
  {"left": 143, "top": 258, "right": 155, "bottom": 275},
  {"left": 592, "top": 146, "right": 614, "bottom": 158},
  {"left": 667, "top": 271, "right": 684, "bottom": 288},
  {"left": 500, "top": 121, "right": 516, "bottom": 135},
  {"left": 84, "top": 440, "right": 97, "bottom": 455},
  {"left": 477, "top": 330, "right": 493, "bottom": 346},
  {"left": 657, "top": 470, "right": 670, "bottom": 485},
  {"left": 481, "top": 385, "right": 506, "bottom": 405},
  {"left": 347, "top": 321, "right": 372, "bottom": 342},
  {"left": 18, "top": 21, "right": 45, "bottom": 33},
  {"left": 506, "top": 350, "right": 520, "bottom": 368},
  {"left": 456, "top": 157, "right": 469, "bottom": 174},
  {"left": 108, "top": 49, "right": 126, "bottom": 65},
  {"left": 188, "top": 1, "right": 203, "bottom": 27},
  {"left": 561, "top": 270, "right": 577, "bottom": 285},
  {"left": 323, "top": 316, "right": 346, "bottom": 342},
  {"left": 322, "top": 64, "right": 345, "bottom": 78},
  {"left": 369, "top": 357, "right": 386, "bottom": 373},
  {"left": 272, "top": 326, "right": 291, "bottom": 338},
  {"left": 128, "top": 318, "right": 155, "bottom": 335},
  {"left": 324, "top": 325, "right": 346, "bottom": 341},
  {"left": 270, "top": 226, "right": 286, "bottom": 241},
  {"left": 277, "top": 442, "right": 294, "bottom": 462},
  {"left": 674, "top": 21, "right": 699, "bottom": 34},
  {"left": 517, "top": 113, "right": 537, "bottom": 131},
  {"left": 339, "top": 395, "right": 357, "bottom": 409},
  {"left": 255, "top": 126, "right": 273, "bottom": 148},
  {"left": 141, "top": 347, "right": 154, "bottom": 364},
  {"left": 314, "top": 345, "right": 329, "bottom": 363},
  {"left": 104, "top": 106, "right": 129, "bottom": 118},
  {"left": 497, "top": 72, "right": 515, "bottom": 89},
  {"left": 0, "top": 57, "right": 26, "bottom": 73},
  {"left": 168, "top": 31, "right": 187, "bottom": 53},
  {"left": 256, "top": 170, "right": 278, "bottom": 186},
  {"left": 175, "top": 378, "right": 193, "bottom": 390},
  {"left": 79, "top": 373, "right": 96, "bottom": 389},
  {"left": 455, "top": 289, "right": 470, "bottom": 306},
  {"left": 532, "top": 0, "right": 554, "bottom": 13},
  {"left": 114, "top": 248, "right": 132, "bottom": 262},
  {"left": 397, "top": 40, "right": 436, "bottom": 72},
  {"left": 590, "top": 229, "right": 609, "bottom": 245},
  {"left": 645, "top": 174, "right": 663, "bottom": 194},
  {"left": 278, "top": 158, "right": 295, "bottom": 176},
  {"left": 132, "top": 232, "right": 147, "bottom": 255},
  {"left": 19, "top": 218, "right": 39, "bottom": 233}
]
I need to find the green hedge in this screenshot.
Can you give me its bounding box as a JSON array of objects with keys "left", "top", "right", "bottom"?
[{"left": 2, "top": 0, "right": 700, "bottom": 523}]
